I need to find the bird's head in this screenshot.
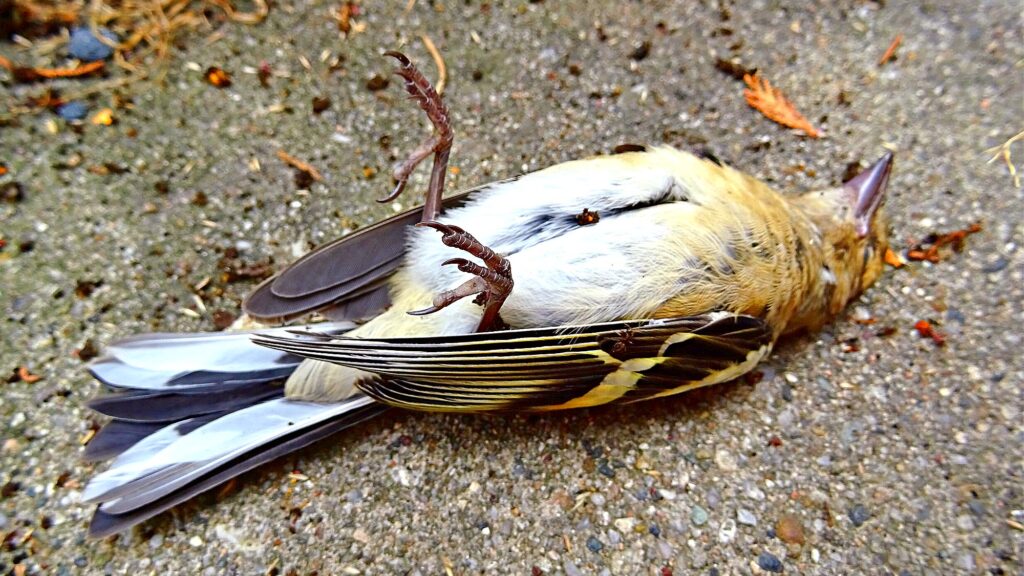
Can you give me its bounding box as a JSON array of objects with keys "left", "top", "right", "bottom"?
[{"left": 792, "top": 152, "right": 893, "bottom": 314}]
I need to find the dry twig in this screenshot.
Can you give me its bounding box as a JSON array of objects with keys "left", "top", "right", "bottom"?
[
  {"left": 420, "top": 34, "right": 446, "bottom": 96},
  {"left": 276, "top": 150, "right": 324, "bottom": 182},
  {"left": 985, "top": 130, "right": 1024, "bottom": 188}
]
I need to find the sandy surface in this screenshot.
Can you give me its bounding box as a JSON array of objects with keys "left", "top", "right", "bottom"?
[{"left": 1, "top": 1, "right": 1022, "bottom": 574}]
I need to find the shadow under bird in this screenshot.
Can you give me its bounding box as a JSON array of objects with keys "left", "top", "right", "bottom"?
[{"left": 81, "top": 52, "right": 894, "bottom": 537}]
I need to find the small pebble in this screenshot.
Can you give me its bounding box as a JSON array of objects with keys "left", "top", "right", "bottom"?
[
  {"left": 57, "top": 101, "right": 89, "bottom": 121},
  {"left": 718, "top": 519, "right": 737, "bottom": 543},
  {"left": 563, "top": 560, "right": 583, "bottom": 576},
  {"left": 597, "top": 461, "right": 615, "bottom": 478},
  {"left": 757, "top": 551, "right": 784, "bottom": 573},
  {"left": 737, "top": 509, "right": 757, "bottom": 526},
  {"left": 590, "top": 493, "right": 606, "bottom": 506},
  {"left": 955, "top": 514, "right": 976, "bottom": 531},
  {"left": 649, "top": 524, "right": 661, "bottom": 537},
  {"left": 848, "top": 504, "right": 870, "bottom": 527},
  {"left": 775, "top": 514, "right": 805, "bottom": 545},
  {"left": 967, "top": 500, "right": 986, "bottom": 517},
  {"left": 188, "top": 535, "right": 204, "bottom": 547},
  {"left": 714, "top": 449, "right": 738, "bottom": 471},
  {"left": 586, "top": 535, "right": 604, "bottom": 553},
  {"left": 68, "top": 27, "right": 118, "bottom": 61},
  {"left": 691, "top": 505, "right": 709, "bottom": 526}
]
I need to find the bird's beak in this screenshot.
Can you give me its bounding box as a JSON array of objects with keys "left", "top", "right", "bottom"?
[{"left": 845, "top": 151, "right": 894, "bottom": 238}]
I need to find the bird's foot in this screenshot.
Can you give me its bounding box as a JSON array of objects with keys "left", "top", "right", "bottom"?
[
  {"left": 377, "top": 51, "right": 453, "bottom": 222},
  {"left": 409, "top": 221, "right": 513, "bottom": 332}
]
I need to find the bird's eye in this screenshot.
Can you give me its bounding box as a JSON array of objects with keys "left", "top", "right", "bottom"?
[{"left": 862, "top": 243, "right": 874, "bottom": 268}]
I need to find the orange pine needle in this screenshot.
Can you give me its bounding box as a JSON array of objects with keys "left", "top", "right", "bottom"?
[
  {"left": 742, "top": 73, "right": 821, "bottom": 138},
  {"left": 17, "top": 366, "right": 42, "bottom": 383},
  {"left": 276, "top": 150, "right": 324, "bottom": 181},
  {"left": 878, "top": 34, "right": 903, "bottom": 66}
]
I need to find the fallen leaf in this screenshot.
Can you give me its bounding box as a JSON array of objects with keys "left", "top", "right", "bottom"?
[{"left": 743, "top": 73, "right": 821, "bottom": 138}]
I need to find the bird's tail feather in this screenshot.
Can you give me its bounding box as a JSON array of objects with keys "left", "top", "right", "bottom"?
[{"left": 83, "top": 324, "right": 388, "bottom": 538}]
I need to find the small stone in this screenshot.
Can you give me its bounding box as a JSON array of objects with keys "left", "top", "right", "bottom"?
[
  {"left": 188, "top": 535, "right": 204, "bottom": 547},
  {"left": 658, "top": 489, "right": 677, "bottom": 500},
  {"left": 57, "top": 101, "right": 89, "bottom": 121},
  {"left": 967, "top": 500, "right": 986, "bottom": 517},
  {"left": 614, "top": 517, "right": 635, "bottom": 533},
  {"left": 597, "top": 461, "right": 615, "bottom": 478},
  {"left": 590, "top": 493, "right": 606, "bottom": 506},
  {"left": 737, "top": 509, "right": 757, "bottom": 526},
  {"left": 757, "top": 551, "right": 784, "bottom": 573},
  {"left": 586, "top": 535, "right": 604, "bottom": 553},
  {"left": 718, "top": 519, "right": 736, "bottom": 543},
  {"left": 848, "top": 504, "right": 870, "bottom": 527},
  {"left": 68, "top": 27, "right": 118, "bottom": 61},
  {"left": 958, "top": 552, "right": 976, "bottom": 572},
  {"left": 714, "top": 449, "right": 738, "bottom": 471},
  {"left": 148, "top": 534, "right": 164, "bottom": 548},
  {"left": 955, "top": 514, "right": 976, "bottom": 531},
  {"left": 775, "top": 514, "right": 805, "bottom": 545},
  {"left": 649, "top": 524, "right": 661, "bottom": 537},
  {"left": 691, "top": 505, "right": 709, "bottom": 526},
  {"left": 563, "top": 560, "right": 583, "bottom": 576}
]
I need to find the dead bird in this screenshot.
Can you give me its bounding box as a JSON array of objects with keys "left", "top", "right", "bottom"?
[{"left": 82, "top": 51, "right": 893, "bottom": 537}]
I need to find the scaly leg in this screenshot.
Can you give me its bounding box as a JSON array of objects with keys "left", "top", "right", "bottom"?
[
  {"left": 379, "top": 51, "right": 453, "bottom": 222},
  {"left": 409, "top": 222, "right": 513, "bottom": 332}
]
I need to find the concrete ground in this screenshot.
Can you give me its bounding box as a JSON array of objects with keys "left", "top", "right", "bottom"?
[{"left": 1, "top": 0, "right": 1021, "bottom": 574}]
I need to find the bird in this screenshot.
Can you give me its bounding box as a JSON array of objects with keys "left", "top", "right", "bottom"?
[{"left": 80, "top": 51, "right": 894, "bottom": 537}]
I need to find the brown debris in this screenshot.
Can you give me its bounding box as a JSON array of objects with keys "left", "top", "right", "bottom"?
[
  {"left": 914, "top": 320, "right": 946, "bottom": 347},
  {"left": 742, "top": 73, "right": 821, "bottom": 138},
  {"left": 0, "top": 55, "right": 105, "bottom": 83},
  {"left": 204, "top": 66, "right": 232, "bottom": 88},
  {"left": 211, "top": 310, "right": 237, "bottom": 330},
  {"left": 277, "top": 150, "right": 324, "bottom": 182},
  {"left": 714, "top": 58, "right": 755, "bottom": 81},
  {"left": 574, "top": 208, "right": 600, "bottom": 226},
  {"left": 17, "top": 366, "right": 42, "bottom": 384},
  {"left": 878, "top": 34, "right": 903, "bottom": 66},
  {"left": 883, "top": 247, "right": 905, "bottom": 268},
  {"left": 906, "top": 223, "right": 982, "bottom": 263}
]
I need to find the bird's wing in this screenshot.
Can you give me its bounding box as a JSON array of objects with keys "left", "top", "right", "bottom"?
[
  {"left": 243, "top": 185, "right": 505, "bottom": 323},
  {"left": 252, "top": 313, "right": 773, "bottom": 412}
]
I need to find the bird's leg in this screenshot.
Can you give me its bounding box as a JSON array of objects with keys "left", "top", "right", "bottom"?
[
  {"left": 378, "top": 51, "right": 453, "bottom": 222},
  {"left": 409, "top": 222, "right": 513, "bottom": 332}
]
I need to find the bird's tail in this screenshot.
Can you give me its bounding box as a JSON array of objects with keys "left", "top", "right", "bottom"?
[{"left": 82, "top": 324, "right": 388, "bottom": 538}]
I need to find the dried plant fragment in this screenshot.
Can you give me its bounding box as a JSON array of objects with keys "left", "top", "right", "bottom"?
[
  {"left": 742, "top": 73, "right": 821, "bottom": 138},
  {"left": 883, "top": 247, "right": 905, "bottom": 268},
  {"left": 913, "top": 320, "right": 946, "bottom": 346},
  {"left": 205, "top": 66, "right": 232, "bottom": 88},
  {"left": 277, "top": 150, "right": 324, "bottom": 182},
  {"left": 985, "top": 130, "right": 1023, "bottom": 188},
  {"left": 906, "top": 223, "right": 983, "bottom": 263},
  {"left": 878, "top": 34, "right": 903, "bottom": 66}
]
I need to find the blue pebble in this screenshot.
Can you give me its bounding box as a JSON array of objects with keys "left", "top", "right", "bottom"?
[
  {"left": 849, "top": 503, "right": 870, "bottom": 527},
  {"left": 757, "top": 552, "right": 784, "bottom": 573},
  {"left": 585, "top": 536, "right": 603, "bottom": 553},
  {"left": 68, "top": 27, "right": 118, "bottom": 62},
  {"left": 648, "top": 524, "right": 661, "bottom": 537},
  {"left": 57, "top": 101, "right": 88, "bottom": 121}
]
